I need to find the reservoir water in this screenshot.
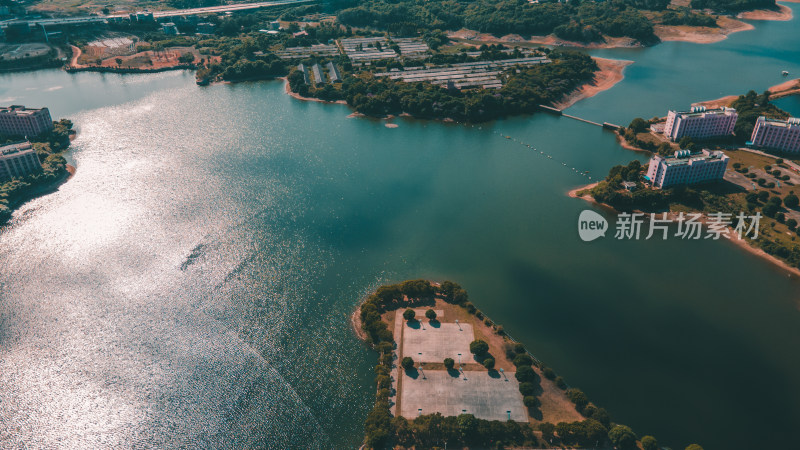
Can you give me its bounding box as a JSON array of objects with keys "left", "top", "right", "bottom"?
[{"left": 1, "top": 6, "right": 799, "bottom": 449}]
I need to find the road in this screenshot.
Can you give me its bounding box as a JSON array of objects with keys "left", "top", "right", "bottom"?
[{"left": 1, "top": 0, "right": 314, "bottom": 28}]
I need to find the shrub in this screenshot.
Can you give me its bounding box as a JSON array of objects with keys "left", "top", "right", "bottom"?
[
  {"left": 514, "top": 343, "right": 526, "bottom": 353},
  {"left": 483, "top": 318, "right": 491, "bottom": 326},
  {"left": 424, "top": 309, "right": 436, "bottom": 320},
  {"left": 495, "top": 325, "right": 504, "bottom": 335},
  {"left": 443, "top": 357, "right": 455, "bottom": 369},
  {"left": 685, "top": 445, "right": 704, "bottom": 450},
  {"left": 401, "top": 357, "right": 415, "bottom": 370},
  {"left": 542, "top": 366, "right": 556, "bottom": 379},
  {"left": 523, "top": 396, "right": 540, "bottom": 408},
  {"left": 555, "top": 376, "right": 567, "bottom": 389},
  {"left": 469, "top": 339, "right": 489, "bottom": 356},
  {"left": 402, "top": 308, "right": 415, "bottom": 322}
]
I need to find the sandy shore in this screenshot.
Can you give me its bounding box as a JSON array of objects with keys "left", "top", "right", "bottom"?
[
  {"left": 554, "top": 58, "right": 633, "bottom": 109},
  {"left": 654, "top": 16, "right": 754, "bottom": 44},
  {"left": 738, "top": 4, "right": 793, "bottom": 21},
  {"left": 350, "top": 302, "right": 369, "bottom": 343},
  {"left": 693, "top": 78, "right": 800, "bottom": 108},
  {"left": 282, "top": 78, "right": 347, "bottom": 105}
]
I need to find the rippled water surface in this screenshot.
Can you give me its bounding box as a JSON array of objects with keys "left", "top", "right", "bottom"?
[{"left": 1, "top": 7, "right": 800, "bottom": 449}]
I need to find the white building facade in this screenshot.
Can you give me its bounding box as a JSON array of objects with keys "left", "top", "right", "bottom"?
[
  {"left": 646, "top": 149, "right": 729, "bottom": 189},
  {"left": 0, "top": 105, "right": 54, "bottom": 137},
  {"left": 0, "top": 141, "right": 43, "bottom": 181},
  {"left": 663, "top": 106, "right": 738, "bottom": 142},
  {"left": 749, "top": 116, "right": 800, "bottom": 153}
]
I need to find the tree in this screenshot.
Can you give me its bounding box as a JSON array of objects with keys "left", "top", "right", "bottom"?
[
  {"left": 539, "top": 422, "right": 555, "bottom": 440},
  {"left": 482, "top": 357, "right": 495, "bottom": 369},
  {"left": 401, "top": 356, "right": 415, "bottom": 370},
  {"left": 758, "top": 190, "right": 770, "bottom": 202},
  {"left": 685, "top": 445, "right": 704, "bottom": 450},
  {"left": 628, "top": 117, "right": 648, "bottom": 133},
  {"left": 608, "top": 424, "right": 638, "bottom": 450},
  {"left": 641, "top": 435, "right": 659, "bottom": 450},
  {"left": 786, "top": 218, "right": 797, "bottom": 230},
  {"left": 403, "top": 308, "right": 415, "bottom": 322},
  {"left": 523, "top": 396, "right": 540, "bottom": 407},
  {"left": 115, "top": 58, "right": 123, "bottom": 67},
  {"left": 515, "top": 365, "right": 536, "bottom": 383},
  {"left": 425, "top": 309, "right": 437, "bottom": 321},
  {"left": 678, "top": 136, "right": 694, "bottom": 149},
  {"left": 762, "top": 202, "right": 779, "bottom": 218},
  {"left": 514, "top": 353, "right": 533, "bottom": 367},
  {"left": 566, "top": 388, "right": 589, "bottom": 411},
  {"left": 519, "top": 382, "right": 536, "bottom": 396},
  {"left": 469, "top": 339, "right": 489, "bottom": 356},
  {"left": 784, "top": 192, "right": 799, "bottom": 208},
  {"left": 444, "top": 357, "right": 454, "bottom": 369}
]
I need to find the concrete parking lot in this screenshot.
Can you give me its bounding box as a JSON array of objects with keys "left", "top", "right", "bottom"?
[
  {"left": 402, "top": 322, "right": 474, "bottom": 363},
  {"left": 400, "top": 369, "right": 527, "bottom": 422}
]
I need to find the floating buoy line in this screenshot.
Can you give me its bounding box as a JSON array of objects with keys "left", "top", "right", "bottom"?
[{"left": 465, "top": 124, "right": 594, "bottom": 180}]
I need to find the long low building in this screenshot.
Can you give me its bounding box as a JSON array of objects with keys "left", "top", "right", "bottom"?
[
  {"left": 749, "top": 116, "right": 800, "bottom": 153},
  {"left": 373, "top": 57, "right": 550, "bottom": 90},
  {"left": 663, "top": 106, "right": 738, "bottom": 142},
  {"left": 646, "top": 149, "right": 729, "bottom": 189},
  {"left": 0, "top": 105, "right": 54, "bottom": 137},
  {"left": 0, "top": 141, "right": 42, "bottom": 182}
]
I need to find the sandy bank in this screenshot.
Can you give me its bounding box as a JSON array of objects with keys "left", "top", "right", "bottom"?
[
  {"left": 654, "top": 16, "right": 753, "bottom": 44},
  {"left": 554, "top": 58, "right": 633, "bottom": 109},
  {"left": 738, "top": 4, "right": 793, "bottom": 21},
  {"left": 693, "top": 78, "right": 800, "bottom": 108}
]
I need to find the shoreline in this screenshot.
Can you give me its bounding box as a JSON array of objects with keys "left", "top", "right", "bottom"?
[
  {"left": 738, "top": 4, "right": 794, "bottom": 21},
  {"left": 568, "top": 181, "right": 800, "bottom": 280},
  {"left": 554, "top": 57, "right": 633, "bottom": 109},
  {"left": 694, "top": 78, "right": 800, "bottom": 108},
  {"left": 282, "top": 78, "right": 347, "bottom": 105},
  {"left": 1, "top": 163, "right": 76, "bottom": 226}
]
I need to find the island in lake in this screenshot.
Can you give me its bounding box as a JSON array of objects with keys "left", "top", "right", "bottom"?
[{"left": 354, "top": 279, "right": 701, "bottom": 449}]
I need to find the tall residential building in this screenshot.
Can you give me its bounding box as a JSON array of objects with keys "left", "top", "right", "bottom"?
[
  {"left": 0, "top": 105, "right": 54, "bottom": 137},
  {"left": 663, "top": 106, "right": 738, "bottom": 142},
  {"left": 646, "top": 149, "right": 729, "bottom": 189},
  {"left": 749, "top": 116, "right": 800, "bottom": 153},
  {"left": 0, "top": 141, "right": 42, "bottom": 181}
]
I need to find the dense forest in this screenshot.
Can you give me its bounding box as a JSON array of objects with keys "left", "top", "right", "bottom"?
[
  {"left": 690, "top": 0, "right": 776, "bottom": 12},
  {"left": 337, "top": 0, "right": 663, "bottom": 43}
]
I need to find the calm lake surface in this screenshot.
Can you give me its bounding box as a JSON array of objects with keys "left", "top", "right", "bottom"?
[{"left": 1, "top": 6, "right": 799, "bottom": 449}]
